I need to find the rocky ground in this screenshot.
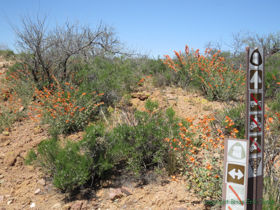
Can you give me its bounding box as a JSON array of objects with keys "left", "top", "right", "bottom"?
[{"left": 0, "top": 57, "right": 242, "bottom": 210}]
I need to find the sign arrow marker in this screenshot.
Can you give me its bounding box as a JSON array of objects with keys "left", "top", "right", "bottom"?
[
  {"left": 250, "top": 71, "right": 261, "bottom": 89},
  {"left": 229, "top": 168, "right": 244, "bottom": 180}
]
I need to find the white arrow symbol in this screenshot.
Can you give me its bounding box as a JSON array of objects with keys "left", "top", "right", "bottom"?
[
  {"left": 229, "top": 169, "right": 244, "bottom": 180},
  {"left": 250, "top": 71, "right": 261, "bottom": 89}
]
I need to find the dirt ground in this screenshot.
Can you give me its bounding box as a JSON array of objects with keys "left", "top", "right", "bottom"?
[{"left": 0, "top": 57, "right": 268, "bottom": 210}]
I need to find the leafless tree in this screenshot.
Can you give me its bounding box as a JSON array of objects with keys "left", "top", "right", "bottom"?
[
  {"left": 246, "top": 32, "right": 280, "bottom": 58},
  {"left": 226, "top": 30, "right": 251, "bottom": 58},
  {"left": 6, "top": 11, "right": 136, "bottom": 90},
  {"left": 204, "top": 37, "right": 224, "bottom": 55}
]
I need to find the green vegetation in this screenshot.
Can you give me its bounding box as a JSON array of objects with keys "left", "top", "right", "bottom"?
[{"left": 1, "top": 14, "right": 279, "bottom": 206}]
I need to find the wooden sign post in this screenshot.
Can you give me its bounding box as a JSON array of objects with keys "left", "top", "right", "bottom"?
[{"left": 245, "top": 47, "right": 265, "bottom": 210}]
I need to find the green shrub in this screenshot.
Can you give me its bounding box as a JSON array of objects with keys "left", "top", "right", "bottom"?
[
  {"left": 171, "top": 114, "right": 223, "bottom": 199},
  {"left": 79, "top": 124, "right": 120, "bottom": 179},
  {"left": 186, "top": 161, "right": 222, "bottom": 199},
  {"left": 35, "top": 138, "right": 92, "bottom": 192},
  {"left": 0, "top": 50, "right": 15, "bottom": 59},
  {"left": 74, "top": 57, "right": 140, "bottom": 106},
  {"left": 110, "top": 99, "right": 190, "bottom": 175},
  {"left": 24, "top": 148, "right": 37, "bottom": 165},
  {"left": 52, "top": 141, "right": 92, "bottom": 191}
]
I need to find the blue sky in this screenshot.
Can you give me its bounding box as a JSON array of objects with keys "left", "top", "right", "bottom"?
[{"left": 1, "top": 0, "right": 279, "bottom": 59}]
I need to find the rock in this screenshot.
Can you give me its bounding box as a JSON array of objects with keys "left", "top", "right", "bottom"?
[
  {"left": 131, "top": 93, "right": 149, "bottom": 100},
  {"left": 0, "top": 180, "right": 5, "bottom": 184},
  {"left": 62, "top": 204, "right": 72, "bottom": 210},
  {"left": 4, "top": 151, "right": 20, "bottom": 166},
  {"left": 121, "top": 186, "right": 132, "bottom": 196},
  {"left": 34, "top": 188, "right": 40, "bottom": 195},
  {"left": 7, "top": 200, "right": 13, "bottom": 205},
  {"left": 51, "top": 203, "right": 61, "bottom": 209},
  {"left": 71, "top": 200, "right": 83, "bottom": 210},
  {"left": 0, "top": 175, "right": 3, "bottom": 179},
  {"left": 0, "top": 195, "right": 4, "bottom": 203},
  {"left": 108, "top": 188, "right": 123, "bottom": 201},
  {"left": 37, "top": 178, "right": 46, "bottom": 186},
  {"left": 30, "top": 202, "right": 36, "bottom": 208}
]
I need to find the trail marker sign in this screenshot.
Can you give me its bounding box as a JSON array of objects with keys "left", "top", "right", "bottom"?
[
  {"left": 222, "top": 139, "right": 249, "bottom": 210},
  {"left": 245, "top": 47, "right": 265, "bottom": 210}
]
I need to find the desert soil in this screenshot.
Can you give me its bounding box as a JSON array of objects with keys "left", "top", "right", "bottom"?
[{"left": 0, "top": 57, "right": 244, "bottom": 210}]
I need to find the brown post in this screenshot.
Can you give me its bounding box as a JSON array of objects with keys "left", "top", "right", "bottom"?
[{"left": 246, "top": 47, "right": 265, "bottom": 210}]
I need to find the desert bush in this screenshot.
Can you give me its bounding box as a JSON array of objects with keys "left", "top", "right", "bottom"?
[
  {"left": 24, "top": 148, "right": 37, "bottom": 165},
  {"left": 25, "top": 124, "right": 121, "bottom": 192},
  {"left": 0, "top": 49, "right": 15, "bottom": 59},
  {"left": 79, "top": 124, "right": 121, "bottom": 179},
  {"left": 29, "top": 80, "right": 104, "bottom": 138},
  {"left": 162, "top": 45, "right": 246, "bottom": 102},
  {"left": 33, "top": 138, "right": 92, "bottom": 192},
  {"left": 6, "top": 62, "right": 38, "bottom": 103},
  {"left": 170, "top": 114, "right": 224, "bottom": 199},
  {"left": 110, "top": 99, "right": 190, "bottom": 175},
  {"left": 0, "top": 82, "right": 30, "bottom": 133},
  {"left": 74, "top": 56, "right": 140, "bottom": 106}
]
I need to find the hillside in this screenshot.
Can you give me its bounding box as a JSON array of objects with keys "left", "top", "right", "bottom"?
[{"left": 0, "top": 54, "right": 279, "bottom": 210}]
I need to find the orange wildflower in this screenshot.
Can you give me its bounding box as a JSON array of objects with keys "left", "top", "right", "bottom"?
[
  {"left": 189, "top": 156, "right": 195, "bottom": 162},
  {"left": 206, "top": 165, "right": 212, "bottom": 170}
]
